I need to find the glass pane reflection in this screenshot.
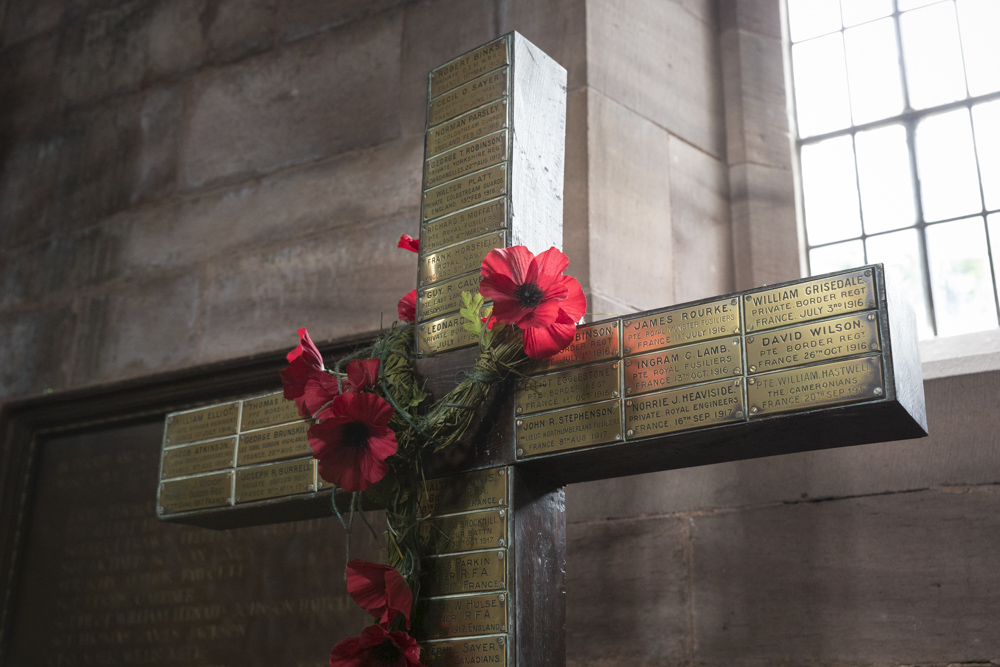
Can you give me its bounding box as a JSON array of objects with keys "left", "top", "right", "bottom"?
[
  {"left": 972, "top": 100, "right": 1000, "bottom": 212},
  {"left": 915, "top": 109, "right": 982, "bottom": 222},
  {"left": 793, "top": 34, "right": 853, "bottom": 137},
  {"left": 801, "top": 136, "right": 863, "bottom": 245},
  {"left": 810, "top": 240, "right": 866, "bottom": 276},
  {"left": 844, "top": 18, "right": 904, "bottom": 124},
  {"left": 900, "top": 3, "right": 968, "bottom": 109},
  {"left": 865, "top": 230, "right": 933, "bottom": 337},
  {"left": 855, "top": 124, "right": 916, "bottom": 234},
  {"left": 926, "top": 217, "right": 998, "bottom": 335}
]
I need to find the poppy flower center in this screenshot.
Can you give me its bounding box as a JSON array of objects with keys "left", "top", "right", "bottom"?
[
  {"left": 513, "top": 282, "right": 544, "bottom": 309},
  {"left": 368, "top": 639, "right": 402, "bottom": 666},
  {"left": 341, "top": 421, "right": 370, "bottom": 449}
]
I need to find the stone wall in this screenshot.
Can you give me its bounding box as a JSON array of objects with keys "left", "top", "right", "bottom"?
[{"left": 2, "top": 0, "right": 997, "bottom": 665}]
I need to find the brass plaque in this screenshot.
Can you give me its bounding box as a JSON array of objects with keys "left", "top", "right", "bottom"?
[
  {"left": 531, "top": 320, "right": 621, "bottom": 373},
  {"left": 418, "top": 509, "right": 508, "bottom": 554},
  {"left": 422, "top": 198, "right": 506, "bottom": 254},
  {"left": 624, "top": 338, "right": 742, "bottom": 397},
  {"left": 237, "top": 420, "right": 311, "bottom": 466},
  {"left": 429, "top": 67, "right": 508, "bottom": 127},
  {"left": 164, "top": 402, "right": 239, "bottom": 446},
  {"left": 517, "top": 361, "right": 621, "bottom": 415},
  {"left": 624, "top": 378, "right": 745, "bottom": 440},
  {"left": 427, "top": 99, "right": 508, "bottom": 157},
  {"left": 418, "top": 467, "right": 508, "bottom": 517},
  {"left": 240, "top": 392, "right": 301, "bottom": 431},
  {"left": 419, "top": 272, "right": 485, "bottom": 321},
  {"left": 423, "top": 164, "right": 507, "bottom": 222},
  {"left": 419, "top": 232, "right": 505, "bottom": 287},
  {"left": 235, "top": 458, "right": 315, "bottom": 504},
  {"left": 422, "top": 551, "right": 507, "bottom": 597},
  {"left": 425, "top": 130, "right": 508, "bottom": 188},
  {"left": 418, "top": 312, "right": 480, "bottom": 356},
  {"left": 624, "top": 298, "right": 741, "bottom": 356},
  {"left": 416, "top": 593, "right": 507, "bottom": 640},
  {"left": 516, "top": 400, "right": 622, "bottom": 458},
  {"left": 744, "top": 268, "right": 875, "bottom": 332},
  {"left": 161, "top": 437, "right": 236, "bottom": 479},
  {"left": 748, "top": 355, "right": 883, "bottom": 416},
  {"left": 159, "top": 472, "right": 232, "bottom": 514},
  {"left": 747, "top": 311, "right": 880, "bottom": 374},
  {"left": 422, "top": 636, "right": 507, "bottom": 667},
  {"left": 431, "top": 36, "right": 509, "bottom": 98}
]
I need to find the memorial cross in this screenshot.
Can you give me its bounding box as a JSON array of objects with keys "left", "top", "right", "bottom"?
[{"left": 156, "top": 34, "right": 927, "bottom": 667}]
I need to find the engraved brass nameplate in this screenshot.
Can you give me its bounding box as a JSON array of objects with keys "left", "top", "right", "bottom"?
[
  {"left": 240, "top": 392, "right": 301, "bottom": 431},
  {"left": 422, "top": 198, "right": 506, "bottom": 254},
  {"left": 431, "top": 36, "right": 509, "bottom": 98},
  {"left": 516, "top": 400, "right": 622, "bottom": 458},
  {"left": 517, "top": 361, "right": 620, "bottom": 415},
  {"left": 744, "top": 269, "right": 874, "bottom": 332},
  {"left": 746, "top": 311, "right": 880, "bottom": 374},
  {"left": 419, "top": 272, "right": 485, "bottom": 321},
  {"left": 418, "top": 312, "right": 480, "bottom": 356},
  {"left": 237, "top": 420, "right": 311, "bottom": 466},
  {"left": 427, "top": 99, "right": 508, "bottom": 158},
  {"left": 159, "top": 472, "right": 232, "bottom": 514},
  {"left": 747, "top": 355, "right": 883, "bottom": 416},
  {"left": 235, "top": 458, "right": 315, "bottom": 504},
  {"left": 423, "top": 551, "right": 507, "bottom": 597},
  {"left": 422, "top": 636, "right": 508, "bottom": 667},
  {"left": 164, "top": 402, "right": 239, "bottom": 446},
  {"left": 625, "top": 378, "right": 745, "bottom": 439},
  {"left": 419, "top": 232, "right": 505, "bottom": 287},
  {"left": 531, "top": 320, "right": 621, "bottom": 373},
  {"left": 425, "top": 130, "right": 508, "bottom": 188},
  {"left": 423, "top": 164, "right": 507, "bottom": 222},
  {"left": 624, "top": 338, "right": 742, "bottom": 397},
  {"left": 624, "top": 298, "right": 741, "bottom": 355},
  {"left": 430, "top": 68, "right": 508, "bottom": 127},
  {"left": 418, "top": 509, "right": 508, "bottom": 554},
  {"left": 161, "top": 437, "right": 236, "bottom": 479},
  {"left": 416, "top": 593, "right": 507, "bottom": 640},
  {"left": 418, "top": 467, "right": 508, "bottom": 517}
]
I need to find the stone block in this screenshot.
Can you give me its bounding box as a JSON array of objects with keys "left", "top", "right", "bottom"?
[
  {"left": 563, "top": 87, "right": 590, "bottom": 294},
  {"left": 146, "top": 0, "right": 208, "bottom": 79},
  {"left": 587, "top": 89, "right": 673, "bottom": 313},
  {"left": 398, "top": 0, "right": 496, "bottom": 138},
  {"left": 669, "top": 134, "right": 732, "bottom": 304},
  {"left": 204, "top": 0, "right": 275, "bottom": 64},
  {"left": 181, "top": 11, "right": 402, "bottom": 190},
  {"left": 729, "top": 161, "right": 799, "bottom": 290},
  {"left": 0, "top": 0, "right": 74, "bottom": 48},
  {"left": 566, "top": 516, "right": 690, "bottom": 666},
  {"left": 0, "top": 304, "right": 76, "bottom": 399},
  {"left": 197, "top": 215, "right": 418, "bottom": 363},
  {"left": 0, "top": 135, "right": 64, "bottom": 249},
  {"left": 134, "top": 84, "right": 182, "bottom": 203},
  {"left": 587, "top": 0, "right": 725, "bottom": 159},
  {"left": 279, "top": 0, "right": 407, "bottom": 43},
  {"left": 0, "top": 30, "right": 62, "bottom": 138},
  {"left": 71, "top": 271, "right": 201, "bottom": 385},
  {"left": 120, "top": 136, "right": 422, "bottom": 279},
  {"left": 499, "top": 0, "right": 586, "bottom": 90},
  {"left": 568, "top": 369, "right": 1000, "bottom": 522},
  {"left": 719, "top": 0, "right": 782, "bottom": 38},
  {"left": 691, "top": 486, "right": 1000, "bottom": 664}
]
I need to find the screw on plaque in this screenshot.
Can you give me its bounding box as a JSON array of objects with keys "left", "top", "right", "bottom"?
[
  {"left": 624, "top": 320, "right": 631, "bottom": 327},
  {"left": 626, "top": 429, "right": 634, "bottom": 437},
  {"left": 498, "top": 637, "right": 505, "bottom": 646},
  {"left": 749, "top": 378, "right": 756, "bottom": 385},
  {"left": 625, "top": 359, "right": 632, "bottom": 367},
  {"left": 307, "top": 484, "right": 315, "bottom": 491},
  {"left": 624, "top": 347, "right": 631, "bottom": 354},
  {"left": 613, "top": 390, "right": 619, "bottom": 398},
  {"left": 745, "top": 295, "right": 752, "bottom": 300},
  {"left": 731, "top": 298, "right": 737, "bottom": 305},
  {"left": 498, "top": 594, "right": 505, "bottom": 602},
  {"left": 868, "top": 313, "right": 876, "bottom": 321},
  {"left": 626, "top": 388, "right": 633, "bottom": 395},
  {"left": 748, "top": 337, "right": 754, "bottom": 343},
  {"left": 734, "top": 327, "right": 741, "bottom": 334},
  {"left": 612, "top": 321, "right": 618, "bottom": 328},
  {"left": 498, "top": 469, "right": 505, "bottom": 476},
  {"left": 626, "top": 400, "right": 633, "bottom": 406},
  {"left": 516, "top": 420, "right": 523, "bottom": 426},
  {"left": 734, "top": 368, "right": 742, "bottom": 374},
  {"left": 613, "top": 361, "right": 619, "bottom": 369},
  {"left": 615, "top": 433, "right": 621, "bottom": 440},
  {"left": 498, "top": 539, "right": 506, "bottom": 547},
  {"left": 499, "top": 510, "right": 505, "bottom": 517},
  {"left": 751, "top": 406, "right": 758, "bottom": 414},
  {"left": 864, "top": 269, "right": 871, "bottom": 276},
  {"left": 735, "top": 411, "right": 744, "bottom": 418},
  {"left": 750, "top": 365, "right": 757, "bottom": 372},
  {"left": 874, "top": 387, "right": 883, "bottom": 396},
  {"left": 516, "top": 407, "right": 522, "bottom": 414},
  {"left": 497, "top": 551, "right": 504, "bottom": 559},
  {"left": 516, "top": 448, "right": 524, "bottom": 456}
]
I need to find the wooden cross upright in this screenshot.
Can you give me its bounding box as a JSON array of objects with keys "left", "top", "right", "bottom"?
[{"left": 156, "top": 34, "right": 928, "bottom": 667}]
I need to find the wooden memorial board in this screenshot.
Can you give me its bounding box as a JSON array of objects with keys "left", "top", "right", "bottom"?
[{"left": 416, "top": 33, "right": 567, "bottom": 356}]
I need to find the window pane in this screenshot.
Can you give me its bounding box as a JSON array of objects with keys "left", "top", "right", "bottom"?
[
  {"left": 810, "top": 240, "right": 865, "bottom": 275},
  {"left": 855, "top": 124, "right": 916, "bottom": 233},
  {"left": 989, "top": 214, "right": 1000, "bottom": 303},
  {"left": 900, "top": 3, "right": 968, "bottom": 109},
  {"left": 865, "top": 230, "right": 933, "bottom": 337},
  {"left": 844, "top": 18, "right": 904, "bottom": 124},
  {"left": 915, "top": 109, "right": 982, "bottom": 221},
  {"left": 972, "top": 100, "right": 1000, "bottom": 212},
  {"left": 841, "top": 0, "right": 892, "bottom": 27},
  {"left": 792, "top": 34, "right": 852, "bottom": 137},
  {"left": 957, "top": 0, "right": 1000, "bottom": 96},
  {"left": 788, "top": 0, "right": 842, "bottom": 42},
  {"left": 898, "top": 0, "right": 946, "bottom": 9},
  {"left": 801, "top": 136, "right": 863, "bottom": 245},
  {"left": 926, "top": 216, "right": 998, "bottom": 335}
]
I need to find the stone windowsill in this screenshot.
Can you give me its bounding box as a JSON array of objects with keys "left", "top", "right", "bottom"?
[{"left": 919, "top": 328, "right": 1000, "bottom": 380}]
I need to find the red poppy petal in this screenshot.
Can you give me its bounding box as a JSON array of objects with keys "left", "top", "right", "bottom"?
[
  {"left": 287, "top": 327, "right": 324, "bottom": 368},
  {"left": 350, "top": 392, "right": 395, "bottom": 428},
  {"left": 347, "top": 358, "right": 380, "bottom": 391},
  {"left": 281, "top": 356, "right": 323, "bottom": 400},
  {"left": 397, "top": 234, "right": 420, "bottom": 253},
  {"left": 522, "top": 317, "right": 578, "bottom": 359},
  {"left": 329, "top": 634, "right": 366, "bottom": 667},
  {"left": 302, "top": 374, "right": 340, "bottom": 417},
  {"left": 557, "top": 275, "right": 587, "bottom": 321},
  {"left": 513, "top": 280, "right": 570, "bottom": 329},
  {"left": 398, "top": 290, "right": 416, "bottom": 322},
  {"left": 527, "top": 246, "right": 570, "bottom": 290},
  {"left": 383, "top": 568, "right": 413, "bottom": 628},
  {"left": 346, "top": 560, "right": 391, "bottom": 617},
  {"left": 478, "top": 272, "right": 519, "bottom": 300},
  {"left": 365, "top": 428, "right": 399, "bottom": 461},
  {"left": 357, "top": 625, "right": 391, "bottom": 650},
  {"left": 307, "top": 418, "right": 348, "bottom": 457},
  {"left": 317, "top": 446, "right": 368, "bottom": 491},
  {"left": 481, "top": 246, "right": 535, "bottom": 285},
  {"left": 357, "top": 454, "right": 389, "bottom": 490}
]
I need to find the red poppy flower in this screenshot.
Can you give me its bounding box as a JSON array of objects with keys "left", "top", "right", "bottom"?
[
  {"left": 397, "top": 234, "right": 419, "bottom": 253},
  {"left": 301, "top": 373, "right": 341, "bottom": 418},
  {"left": 308, "top": 392, "right": 398, "bottom": 492},
  {"left": 329, "top": 625, "right": 422, "bottom": 667},
  {"left": 282, "top": 328, "right": 329, "bottom": 417},
  {"left": 398, "top": 290, "right": 417, "bottom": 322},
  {"left": 479, "top": 246, "right": 587, "bottom": 359},
  {"left": 346, "top": 560, "right": 413, "bottom": 629},
  {"left": 346, "top": 358, "right": 380, "bottom": 392},
  {"left": 480, "top": 315, "right": 497, "bottom": 330}
]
